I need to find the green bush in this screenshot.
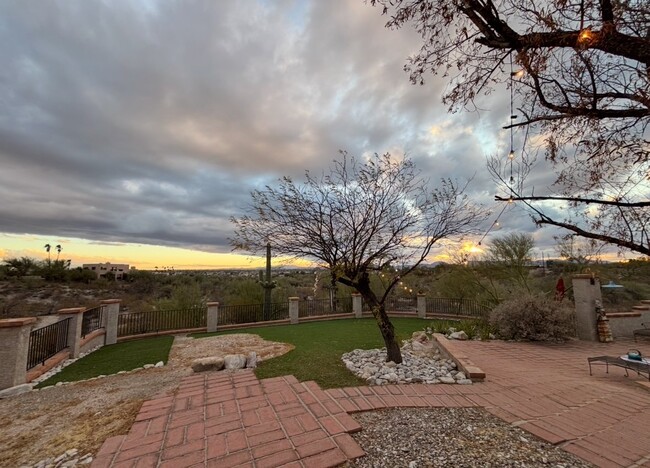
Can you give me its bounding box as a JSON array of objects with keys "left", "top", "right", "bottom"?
[{"left": 489, "top": 293, "right": 575, "bottom": 341}]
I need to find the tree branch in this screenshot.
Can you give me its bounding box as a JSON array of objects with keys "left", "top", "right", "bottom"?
[{"left": 494, "top": 195, "right": 650, "bottom": 208}]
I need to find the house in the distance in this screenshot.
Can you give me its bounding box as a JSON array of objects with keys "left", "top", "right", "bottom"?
[{"left": 82, "top": 262, "right": 130, "bottom": 280}]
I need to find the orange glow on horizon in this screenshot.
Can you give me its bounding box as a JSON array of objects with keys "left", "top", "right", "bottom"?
[{"left": 0, "top": 233, "right": 314, "bottom": 270}]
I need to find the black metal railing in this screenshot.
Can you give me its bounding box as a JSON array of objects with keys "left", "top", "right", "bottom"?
[
  {"left": 219, "top": 302, "right": 289, "bottom": 326},
  {"left": 385, "top": 296, "right": 418, "bottom": 312},
  {"left": 81, "top": 305, "right": 105, "bottom": 337},
  {"left": 117, "top": 306, "right": 206, "bottom": 337},
  {"left": 26, "top": 318, "right": 71, "bottom": 370},
  {"left": 298, "top": 297, "right": 353, "bottom": 318},
  {"left": 426, "top": 297, "right": 490, "bottom": 318}
]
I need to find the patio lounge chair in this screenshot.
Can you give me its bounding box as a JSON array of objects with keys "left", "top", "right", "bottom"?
[
  {"left": 633, "top": 323, "right": 650, "bottom": 342},
  {"left": 588, "top": 355, "right": 650, "bottom": 381}
]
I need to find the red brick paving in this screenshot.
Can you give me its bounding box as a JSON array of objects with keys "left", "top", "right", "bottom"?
[{"left": 93, "top": 338, "right": 650, "bottom": 468}]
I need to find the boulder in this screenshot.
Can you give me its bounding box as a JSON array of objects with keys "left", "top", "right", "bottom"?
[
  {"left": 449, "top": 331, "right": 468, "bottom": 340},
  {"left": 411, "top": 331, "right": 428, "bottom": 343},
  {"left": 246, "top": 352, "right": 258, "bottom": 369},
  {"left": 191, "top": 356, "right": 225, "bottom": 373},
  {"left": 224, "top": 354, "right": 247, "bottom": 370},
  {"left": 411, "top": 341, "right": 428, "bottom": 352}
]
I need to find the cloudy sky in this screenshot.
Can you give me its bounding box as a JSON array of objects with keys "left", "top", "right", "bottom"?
[{"left": 0, "top": 0, "right": 565, "bottom": 269}]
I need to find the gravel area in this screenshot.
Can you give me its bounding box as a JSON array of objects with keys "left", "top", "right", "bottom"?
[{"left": 344, "top": 408, "right": 593, "bottom": 468}]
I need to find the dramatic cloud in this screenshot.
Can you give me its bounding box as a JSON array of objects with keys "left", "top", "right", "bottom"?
[{"left": 0, "top": 0, "right": 564, "bottom": 259}]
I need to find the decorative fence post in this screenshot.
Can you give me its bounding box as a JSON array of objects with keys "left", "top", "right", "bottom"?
[
  {"left": 352, "top": 293, "right": 362, "bottom": 318},
  {"left": 101, "top": 299, "right": 121, "bottom": 345},
  {"left": 0, "top": 318, "right": 37, "bottom": 391},
  {"left": 57, "top": 307, "right": 85, "bottom": 358},
  {"left": 289, "top": 297, "right": 299, "bottom": 324},
  {"left": 572, "top": 274, "right": 602, "bottom": 341},
  {"left": 417, "top": 294, "right": 427, "bottom": 319},
  {"left": 207, "top": 302, "right": 219, "bottom": 333}
]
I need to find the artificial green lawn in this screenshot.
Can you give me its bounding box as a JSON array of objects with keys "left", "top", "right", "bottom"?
[
  {"left": 35, "top": 335, "right": 174, "bottom": 388},
  {"left": 193, "top": 318, "right": 430, "bottom": 389}
]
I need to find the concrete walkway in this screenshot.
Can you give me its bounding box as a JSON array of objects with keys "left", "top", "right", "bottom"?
[{"left": 93, "top": 338, "right": 650, "bottom": 468}]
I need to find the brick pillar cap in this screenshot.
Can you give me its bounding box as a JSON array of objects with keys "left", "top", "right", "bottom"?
[
  {"left": 207, "top": 301, "right": 220, "bottom": 306},
  {"left": 0, "top": 317, "right": 37, "bottom": 328},
  {"left": 351, "top": 293, "right": 361, "bottom": 296},
  {"left": 58, "top": 307, "right": 86, "bottom": 315},
  {"left": 417, "top": 293, "right": 426, "bottom": 297},
  {"left": 288, "top": 297, "right": 300, "bottom": 301},
  {"left": 100, "top": 299, "right": 122, "bottom": 304},
  {"left": 573, "top": 274, "right": 598, "bottom": 279}
]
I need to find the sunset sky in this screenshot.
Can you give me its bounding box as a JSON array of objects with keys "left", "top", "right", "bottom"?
[{"left": 0, "top": 1, "right": 580, "bottom": 270}]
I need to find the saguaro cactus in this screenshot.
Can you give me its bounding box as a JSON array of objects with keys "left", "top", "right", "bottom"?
[{"left": 259, "top": 242, "right": 276, "bottom": 320}]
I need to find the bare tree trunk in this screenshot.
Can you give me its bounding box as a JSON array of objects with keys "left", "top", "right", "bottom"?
[
  {"left": 329, "top": 271, "right": 338, "bottom": 313},
  {"left": 357, "top": 283, "right": 403, "bottom": 364},
  {"left": 375, "top": 303, "right": 402, "bottom": 364}
]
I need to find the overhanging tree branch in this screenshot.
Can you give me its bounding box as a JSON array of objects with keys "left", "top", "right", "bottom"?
[{"left": 495, "top": 195, "right": 650, "bottom": 208}]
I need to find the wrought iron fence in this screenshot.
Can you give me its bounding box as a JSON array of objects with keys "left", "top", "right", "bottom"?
[
  {"left": 426, "top": 297, "right": 490, "bottom": 318},
  {"left": 81, "top": 305, "right": 105, "bottom": 337},
  {"left": 117, "top": 306, "right": 206, "bottom": 337},
  {"left": 219, "top": 302, "right": 289, "bottom": 325},
  {"left": 26, "top": 318, "right": 71, "bottom": 370},
  {"left": 298, "top": 297, "right": 353, "bottom": 318},
  {"left": 385, "top": 296, "right": 417, "bottom": 312}
]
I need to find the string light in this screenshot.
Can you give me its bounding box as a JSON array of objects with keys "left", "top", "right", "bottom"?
[{"left": 578, "top": 27, "right": 593, "bottom": 44}]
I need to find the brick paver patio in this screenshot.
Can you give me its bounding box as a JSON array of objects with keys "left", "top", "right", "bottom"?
[{"left": 93, "top": 337, "right": 650, "bottom": 468}]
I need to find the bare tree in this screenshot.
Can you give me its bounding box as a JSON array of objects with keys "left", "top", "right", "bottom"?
[
  {"left": 371, "top": 0, "right": 650, "bottom": 256},
  {"left": 554, "top": 234, "right": 602, "bottom": 266},
  {"left": 231, "top": 152, "right": 484, "bottom": 363}
]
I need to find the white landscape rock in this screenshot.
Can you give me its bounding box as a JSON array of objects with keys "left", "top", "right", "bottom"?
[
  {"left": 448, "top": 331, "right": 469, "bottom": 340},
  {"left": 191, "top": 356, "right": 225, "bottom": 373},
  {"left": 341, "top": 340, "right": 471, "bottom": 386},
  {"left": 224, "top": 354, "right": 247, "bottom": 370},
  {"left": 155, "top": 361, "right": 164, "bottom": 368},
  {"left": 246, "top": 351, "right": 258, "bottom": 369}
]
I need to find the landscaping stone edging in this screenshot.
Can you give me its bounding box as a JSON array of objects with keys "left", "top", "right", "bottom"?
[{"left": 433, "top": 333, "right": 486, "bottom": 381}]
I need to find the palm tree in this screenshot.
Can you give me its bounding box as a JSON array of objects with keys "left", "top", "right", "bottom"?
[
  {"left": 55, "top": 244, "right": 62, "bottom": 261},
  {"left": 44, "top": 244, "right": 51, "bottom": 264}
]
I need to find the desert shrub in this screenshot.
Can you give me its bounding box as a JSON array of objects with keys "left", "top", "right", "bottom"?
[{"left": 489, "top": 293, "right": 575, "bottom": 341}]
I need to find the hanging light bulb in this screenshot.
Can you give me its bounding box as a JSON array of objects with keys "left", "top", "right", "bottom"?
[
  {"left": 508, "top": 197, "right": 514, "bottom": 204},
  {"left": 509, "top": 175, "right": 515, "bottom": 185},
  {"left": 494, "top": 221, "right": 500, "bottom": 227},
  {"left": 511, "top": 69, "right": 525, "bottom": 78},
  {"left": 508, "top": 149, "right": 515, "bottom": 159},
  {"left": 578, "top": 27, "right": 593, "bottom": 44}
]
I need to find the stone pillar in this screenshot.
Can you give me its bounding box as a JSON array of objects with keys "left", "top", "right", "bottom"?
[
  {"left": 288, "top": 297, "right": 299, "bottom": 324},
  {"left": 100, "top": 299, "right": 121, "bottom": 345},
  {"left": 572, "top": 274, "right": 602, "bottom": 341},
  {"left": 57, "top": 307, "right": 85, "bottom": 358},
  {"left": 352, "top": 293, "right": 362, "bottom": 318},
  {"left": 0, "top": 318, "right": 37, "bottom": 390},
  {"left": 207, "top": 302, "right": 219, "bottom": 333},
  {"left": 417, "top": 294, "right": 426, "bottom": 319}
]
